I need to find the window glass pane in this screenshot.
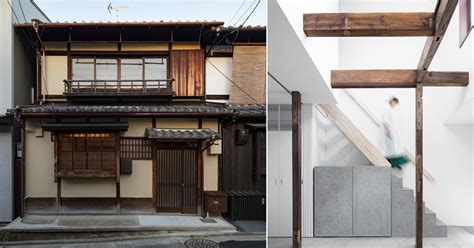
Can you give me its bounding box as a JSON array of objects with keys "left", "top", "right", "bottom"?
[
  {"left": 96, "top": 58, "right": 118, "bottom": 80},
  {"left": 72, "top": 58, "right": 94, "bottom": 80},
  {"left": 144, "top": 58, "right": 167, "bottom": 79},
  {"left": 121, "top": 58, "right": 143, "bottom": 80}
]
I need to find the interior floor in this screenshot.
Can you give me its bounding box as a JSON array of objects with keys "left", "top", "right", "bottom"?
[{"left": 268, "top": 227, "right": 474, "bottom": 248}]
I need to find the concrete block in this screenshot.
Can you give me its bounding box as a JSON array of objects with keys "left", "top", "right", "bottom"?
[
  {"left": 352, "top": 166, "right": 392, "bottom": 237},
  {"left": 314, "top": 166, "right": 353, "bottom": 237}
]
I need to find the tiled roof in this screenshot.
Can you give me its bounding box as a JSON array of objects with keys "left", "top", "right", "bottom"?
[
  {"left": 18, "top": 104, "right": 232, "bottom": 114},
  {"left": 145, "top": 128, "right": 220, "bottom": 140},
  {"left": 226, "top": 104, "right": 266, "bottom": 117},
  {"left": 10, "top": 103, "right": 266, "bottom": 117}
]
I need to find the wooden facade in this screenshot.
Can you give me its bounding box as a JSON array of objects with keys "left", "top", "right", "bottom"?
[
  {"left": 12, "top": 21, "right": 266, "bottom": 218},
  {"left": 170, "top": 50, "right": 205, "bottom": 97}
]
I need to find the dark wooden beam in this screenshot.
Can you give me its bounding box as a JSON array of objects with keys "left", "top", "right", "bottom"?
[
  {"left": 417, "top": 0, "right": 459, "bottom": 82},
  {"left": 415, "top": 82, "right": 424, "bottom": 248},
  {"left": 331, "top": 70, "right": 469, "bottom": 88},
  {"left": 304, "top": 12, "right": 435, "bottom": 37},
  {"left": 292, "top": 91, "right": 301, "bottom": 248}
]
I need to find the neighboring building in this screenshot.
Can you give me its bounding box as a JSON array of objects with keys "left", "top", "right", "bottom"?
[
  {"left": 0, "top": 0, "right": 49, "bottom": 223},
  {"left": 7, "top": 20, "right": 266, "bottom": 217}
]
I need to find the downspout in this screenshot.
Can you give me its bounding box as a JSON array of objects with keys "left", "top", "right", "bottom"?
[{"left": 31, "top": 19, "right": 45, "bottom": 104}]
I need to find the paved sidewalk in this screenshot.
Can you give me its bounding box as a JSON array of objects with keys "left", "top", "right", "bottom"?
[{"left": 3, "top": 214, "right": 236, "bottom": 232}]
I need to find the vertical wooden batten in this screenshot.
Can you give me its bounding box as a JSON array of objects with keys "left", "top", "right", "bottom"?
[{"left": 292, "top": 91, "right": 302, "bottom": 247}]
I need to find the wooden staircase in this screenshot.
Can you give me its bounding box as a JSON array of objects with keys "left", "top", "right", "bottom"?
[{"left": 319, "top": 102, "right": 435, "bottom": 182}]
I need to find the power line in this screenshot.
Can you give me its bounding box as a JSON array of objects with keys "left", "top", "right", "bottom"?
[
  {"left": 238, "top": 0, "right": 261, "bottom": 28},
  {"left": 6, "top": 0, "right": 39, "bottom": 57},
  {"left": 232, "top": 0, "right": 256, "bottom": 27},
  {"left": 207, "top": 59, "right": 258, "bottom": 103},
  {"left": 226, "top": 0, "right": 246, "bottom": 26},
  {"left": 206, "top": 0, "right": 260, "bottom": 57},
  {"left": 231, "top": 0, "right": 261, "bottom": 43}
]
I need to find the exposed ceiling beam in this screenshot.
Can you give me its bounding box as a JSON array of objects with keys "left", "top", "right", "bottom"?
[
  {"left": 416, "top": 0, "right": 459, "bottom": 82},
  {"left": 303, "top": 12, "right": 435, "bottom": 37},
  {"left": 331, "top": 70, "right": 469, "bottom": 88}
]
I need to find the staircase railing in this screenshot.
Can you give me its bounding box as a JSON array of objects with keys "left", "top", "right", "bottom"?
[{"left": 344, "top": 89, "right": 436, "bottom": 183}]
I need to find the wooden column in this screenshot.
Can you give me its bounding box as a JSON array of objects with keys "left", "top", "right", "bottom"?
[
  {"left": 115, "top": 133, "right": 121, "bottom": 211},
  {"left": 152, "top": 117, "right": 157, "bottom": 207},
  {"left": 20, "top": 119, "right": 26, "bottom": 217},
  {"left": 57, "top": 178, "right": 61, "bottom": 213},
  {"left": 292, "top": 91, "right": 302, "bottom": 248},
  {"left": 416, "top": 82, "right": 424, "bottom": 247}
]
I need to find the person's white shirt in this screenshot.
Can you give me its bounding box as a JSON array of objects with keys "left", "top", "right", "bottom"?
[{"left": 381, "top": 105, "right": 402, "bottom": 158}]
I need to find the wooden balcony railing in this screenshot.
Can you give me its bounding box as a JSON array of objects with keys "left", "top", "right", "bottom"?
[{"left": 63, "top": 79, "right": 174, "bottom": 97}]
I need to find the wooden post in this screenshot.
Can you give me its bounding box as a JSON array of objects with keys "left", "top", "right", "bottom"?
[
  {"left": 292, "top": 91, "right": 302, "bottom": 248},
  {"left": 57, "top": 178, "right": 61, "bottom": 213},
  {"left": 416, "top": 82, "right": 423, "bottom": 248},
  {"left": 116, "top": 133, "right": 121, "bottom": 211},
  {"left": 20, "top": 119, "right": 26, "bottom": 217}
]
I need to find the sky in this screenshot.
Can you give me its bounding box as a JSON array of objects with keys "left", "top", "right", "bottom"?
[{"left": 34, "top": 0, "right": 267, "bottom": 26}]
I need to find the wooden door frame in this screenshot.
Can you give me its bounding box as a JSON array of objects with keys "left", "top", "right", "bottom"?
[{"left": 154, "top": 141, "right": 201, "bottom": 214}]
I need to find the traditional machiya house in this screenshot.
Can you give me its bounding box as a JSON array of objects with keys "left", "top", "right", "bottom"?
[{"left": 7, "top": 20, "right": 266, "bottom": 217}]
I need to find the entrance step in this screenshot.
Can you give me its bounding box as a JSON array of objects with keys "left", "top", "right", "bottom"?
[{"left": 0, "top": 215, "right": 237, "bottom": 242}]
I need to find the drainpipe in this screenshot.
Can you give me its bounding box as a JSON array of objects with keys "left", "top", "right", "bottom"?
[{"left": 32, "top": 19, "right": 45, "bottom": 104}]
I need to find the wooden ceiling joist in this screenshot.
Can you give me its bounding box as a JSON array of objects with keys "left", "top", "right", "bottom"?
[
  {"left": 303, "top": 12, "right": 435, "bottom": 37},
  {"left": 331, "top": 70, "right": 469, "bottom": 88},
  {"left": 416, "top": 0, "right": 459, "bottom": 81}
]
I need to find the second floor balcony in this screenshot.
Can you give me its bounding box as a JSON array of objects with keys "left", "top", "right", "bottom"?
[{"left": 63, "top": 79, "right": 174, "bottom": 101}]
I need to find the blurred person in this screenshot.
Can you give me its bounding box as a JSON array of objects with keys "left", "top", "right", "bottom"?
[{"left": 382, "top": 97, "right": 409, "bottom": 172}]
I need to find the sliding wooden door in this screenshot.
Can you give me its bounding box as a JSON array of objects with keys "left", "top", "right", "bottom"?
[{"left": 156, "top": 144, "right": 197, "bottom": 213}]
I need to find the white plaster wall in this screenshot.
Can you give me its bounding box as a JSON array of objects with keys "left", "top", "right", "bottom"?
[
  {"left": 202, "top": 119, "right": 219, "bottom": 191},
  {"left": 205, "top": 58, "right": 231, "bottom": 103},
  {"left": 120, "top": 160, "right": 152, "bottom": 198},
  {"left": 44, "top": 56, "right": 67, "bottom": 96},
  {"left": 335, "top": 1, "right": 474, "bottom": 226}
]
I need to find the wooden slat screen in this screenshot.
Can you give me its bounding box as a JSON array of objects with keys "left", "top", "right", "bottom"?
[
  {"left": 57, "top": 133, "right": 118, "bottom": 177},
  {"left": 170, "top": 50, "right": 204, "bottom": 97},
  {"left": 120, "top": 137, "right": 152, "bottom": 160}
]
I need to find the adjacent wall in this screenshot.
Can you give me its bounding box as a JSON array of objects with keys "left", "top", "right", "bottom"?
[{"left": 0, "top": 0, "right": 14, "bottom": 222}]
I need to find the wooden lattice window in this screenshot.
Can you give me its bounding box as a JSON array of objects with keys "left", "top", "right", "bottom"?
[
  {"left": 57, "top": 133, "right": 118, "bottom": 177},
  {"left": 120, "top": 137, "right": 153, "bottom": 160}
]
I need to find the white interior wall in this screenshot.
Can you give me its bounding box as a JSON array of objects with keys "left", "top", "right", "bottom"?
[{"left": 336, "top": 1, "right": 474, "bottom": 226}]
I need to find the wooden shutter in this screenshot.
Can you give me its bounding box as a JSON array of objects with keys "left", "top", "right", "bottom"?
[{"left": 170, "top": 50, "right": 204, "bottom": 97}]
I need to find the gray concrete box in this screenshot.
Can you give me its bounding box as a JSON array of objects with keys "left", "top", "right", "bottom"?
[
  {"left": 314, "top": 166, "right": 353, "bottom": 237},
  {"left": 352, "top": 166, "right": 391, "bottom": 236}
]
